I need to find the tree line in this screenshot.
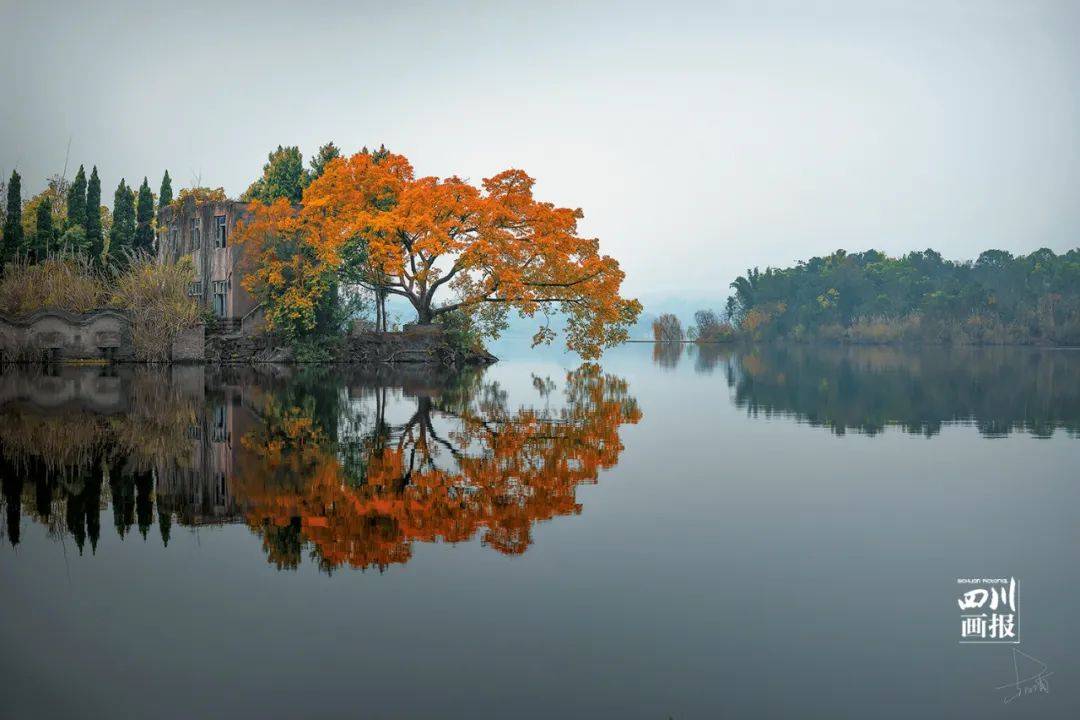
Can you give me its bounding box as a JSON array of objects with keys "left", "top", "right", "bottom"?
[
  {"left": 1, "top": 165, "right": 174, "bottom": 268},
  {"left": 654, "top": 248, "right": 1080, "bottom": 346},
  {"left": 727, "top": 248, "right": 1080, "bottom": 345}
]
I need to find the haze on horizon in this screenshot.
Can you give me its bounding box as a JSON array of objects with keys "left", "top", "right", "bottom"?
[{"left": 2, "top": 0, "right": 1078, "bottom": 303}]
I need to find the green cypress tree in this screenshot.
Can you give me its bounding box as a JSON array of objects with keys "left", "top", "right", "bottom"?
[
  {"left": 2, "top": 170, "right": 22, "bottom": 267},
  {"left": 85, "top": 166, "right": 103, "bottom": 263},
  {"left": 159, "top": 170, "right": 173, "bottom": 207},
  {"left": 309, "top": 141, "right": 341, "bottom": 180},
  {"left": 66, "top": 165, "right": 87, "bottom": 230},
  {"left": 34, "top": 197, "right": 54, "bottom": 260},
  {"left": 134, "top": 177, "right": 154, "bottom": 254},
  {"left": 108, "top": 179, "right": 135, "bottom": 263}
]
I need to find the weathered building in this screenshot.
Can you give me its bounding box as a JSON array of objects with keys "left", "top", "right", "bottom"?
[{"left": 157, "top": 198, "right": 260, "bottom": 328}]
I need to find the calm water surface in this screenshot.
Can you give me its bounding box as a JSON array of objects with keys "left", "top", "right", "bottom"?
[{"left": 2, "top": 343, "right": 1078, "bottom": 718}]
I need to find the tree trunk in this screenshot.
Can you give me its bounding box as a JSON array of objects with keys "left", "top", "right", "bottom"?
[{"left": 415, "top": 300, "right": 434, "bottom": 325}]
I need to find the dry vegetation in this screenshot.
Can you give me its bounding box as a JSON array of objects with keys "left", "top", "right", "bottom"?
[
  {"left": 0, "top": 252, "right": 201, "bottom": 361},
  {"left": 0, "top": 256, "right": 106, "bottom": 315},
  {"left": 111, "top": 255, "right": 202, "bottom": 361}
]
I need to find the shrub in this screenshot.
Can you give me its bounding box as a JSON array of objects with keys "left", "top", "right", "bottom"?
[
  {"left": 110, "top": 252, "right": 201, "bottom": 361},
  {"left": 436, "top": 309, "right": 485, "bottom": 353},
  {"left": 691, "top": 309, "right": 735, "bottom": 343},
  {"left": 652, "top": 313, "right": 683, "bottom": 342},
  {"left": 292, "top": 335, "right": 340, "bottom": 363}
]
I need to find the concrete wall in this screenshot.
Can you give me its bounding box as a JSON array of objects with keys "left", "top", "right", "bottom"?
[
  {"left": 171, "top": 324, "right": 206, "bottom": 363},
  {"left": 0, "top": 310, "right": 206, "bottom": 363},
  {"left": 0, "top": 309, "right": 134, "bottom": 362}
]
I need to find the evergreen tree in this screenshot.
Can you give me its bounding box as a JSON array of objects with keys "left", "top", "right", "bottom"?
[
  {"left": 2, "top": 170, "right": 22, "bottom": 267},
  {"left": 363, "top": 143, "right": 391, "bottom": 163},
  {"left": 66, "top": 164, "right": 87, "bottom": 230},
  {"left": 241, "top": 145, "right": 308, "bottom": 203},
  {"left": 108, "top": 178, "right": 136, "bottom": 263},
  {"left": 134, "top": 177, "right": 155, "bottom": 254},
  {"left": 159, "top": 170, "right": 173, "bottom": 207},
  {"left": 309, "top": 141, "right": 341, "bottom": 180},
  {"left": 85, "top": 166, "right": 103, "bottom": 262},
  {"left": 33, "top": 197, "right": 54, "bottom": 260}
]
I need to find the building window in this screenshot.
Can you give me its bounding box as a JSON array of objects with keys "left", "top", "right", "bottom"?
[
  {"left": 211, "top": 280, "right": 227, "bottom": 317},
  {"left": 212, "top": 407, "right": 228, "bottom": 443},
  {"left": 188, "top": 281, "right": 203, "bottom": 297},
  {"left": 214, "top": 215, "right": 227, "bottom": 248},
  {"left": 190, "top": 217, "right": 201, "bottom": 249}
]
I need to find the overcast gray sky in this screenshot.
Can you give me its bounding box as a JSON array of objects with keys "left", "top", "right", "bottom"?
[{"left": 2, "top": 0, "right": 1078, "bottom": 301}]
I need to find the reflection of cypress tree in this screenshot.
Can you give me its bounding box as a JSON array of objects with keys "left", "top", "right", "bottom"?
[
  {"left": 64, "top": 469, "right": 88, "bottom": 553},
  {"left": 110, "top": 465, "right": 135, "bottom": 538},
  {"left": 1, "top": 462, "right": 22, "bottom": 546},
  {"left": 134, "top": 470, "right": 154, "bottom": 539},
  {"left": 86, "top": 460, "right": 103, "bottom": 553},
  {"left": 158, "top": 508, "right": 171, "bottom": 547}
]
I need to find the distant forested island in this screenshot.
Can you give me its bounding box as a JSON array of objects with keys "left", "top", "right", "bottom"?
[{"left": 653, "top": 248, "right": 1080, "bottom": 346}]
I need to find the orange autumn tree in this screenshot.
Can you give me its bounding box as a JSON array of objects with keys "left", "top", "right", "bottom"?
[
  {"left": 231, "top": 197, "right": 343, "bottom": 340},
  {"left": 235, "top": 150, "right": 641, "bottom": 358}
]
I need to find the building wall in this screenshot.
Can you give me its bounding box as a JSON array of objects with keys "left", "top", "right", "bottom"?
[{"left": 157, "top": 199, "right": 259, "bottom": 321}]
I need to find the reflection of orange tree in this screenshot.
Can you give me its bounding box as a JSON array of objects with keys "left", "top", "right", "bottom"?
[{"left": 232, "top": 366, "right": 641, "bottom": 571}]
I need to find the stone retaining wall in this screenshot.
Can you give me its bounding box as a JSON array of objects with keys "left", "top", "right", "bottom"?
[
  {"left": 205, "top": 326, "right": 497, "bottom": 366},
  {"left": 1, "top": 311, "right": 495, "bottom": 366}
]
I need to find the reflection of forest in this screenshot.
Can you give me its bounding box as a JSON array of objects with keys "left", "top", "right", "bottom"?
[
  {"left": 0, "top": 364, "right": 640, "bottom": 571},
  {"left": 719, "top": 345, "right": 1080, "bottom": 437}
]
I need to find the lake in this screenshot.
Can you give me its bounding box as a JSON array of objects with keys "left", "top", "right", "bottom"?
[{"left": 2, "top": 343, "right": 1078, "bottom": 718}]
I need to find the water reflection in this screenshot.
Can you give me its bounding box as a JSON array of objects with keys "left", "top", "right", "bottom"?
[
  {"left": 651, "top": 341, "right": 683, "bottom": 369},
  {"left": 675, "top": 344, "right": 1080, "bottom": 437},
  {"left": 0, "top": 364, "right": 641, "bottom": 571}
]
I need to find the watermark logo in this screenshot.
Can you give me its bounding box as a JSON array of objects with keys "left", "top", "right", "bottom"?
[
  {"left": 957, "top": 577, "right": 1018, "bottom": 644},
  {"left": 996, "top": 648, "right": 1051, "bottom": 703}
]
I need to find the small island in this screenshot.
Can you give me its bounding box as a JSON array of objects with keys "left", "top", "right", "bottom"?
[
  {"left": 0, "top": 145, "right": 641, "bottom": 365},
  {"left": 651, "top": 248, "right": 1080, "bottom": 347}
]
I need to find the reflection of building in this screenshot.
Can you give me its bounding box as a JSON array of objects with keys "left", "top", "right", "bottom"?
[
  {"left": 154, "top": 374, "right": 261, "bottom": 526},
  {"left": 156, "top": 198, "right": 259, "bottom": 329}
]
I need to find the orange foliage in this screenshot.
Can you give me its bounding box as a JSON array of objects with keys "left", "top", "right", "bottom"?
[
  {"left": 235, "top": 151, "right": 641, "bottom": 357},
  {"left": 231, "top": 198, "right": 336, "bottom": 337},
  {"left": 230, "top": 367, "right": 641, "bottom": 571}
]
